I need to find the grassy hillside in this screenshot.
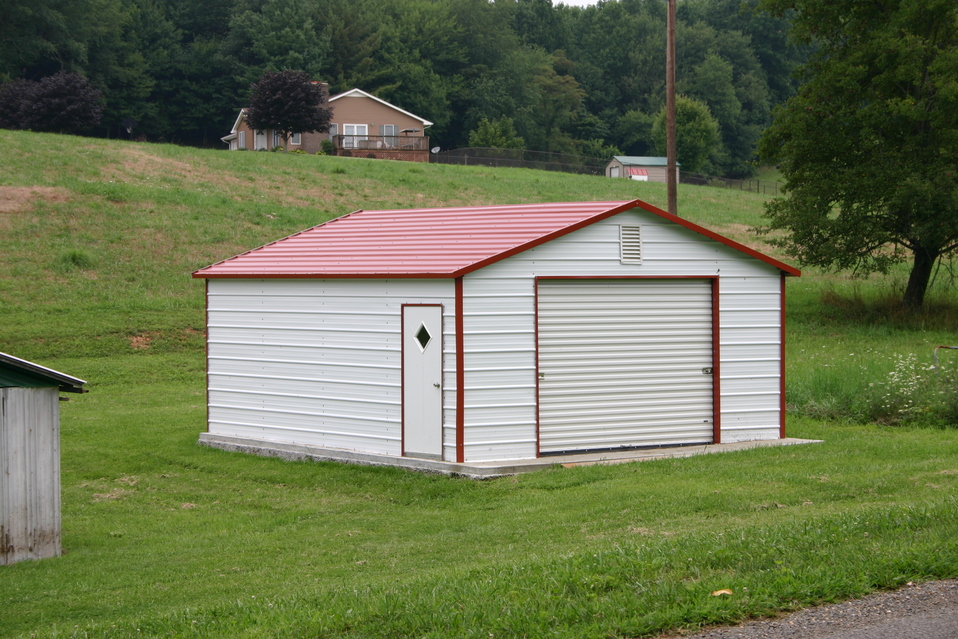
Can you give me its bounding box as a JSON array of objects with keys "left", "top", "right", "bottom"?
[
  {"left": 2, "top": 131, "right": 958, "bottom": 639},
  {"left": 0, "top": 130, "right": 770, "bottom": 361}
]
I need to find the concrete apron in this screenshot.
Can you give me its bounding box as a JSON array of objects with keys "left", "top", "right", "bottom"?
[{"left": 198, "top": 433, "right": 823, "bottom": 480}]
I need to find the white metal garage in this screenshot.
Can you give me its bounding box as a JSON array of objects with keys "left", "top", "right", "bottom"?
[{"left": 193, "top": 199, "right": 799, "bottom": 466}]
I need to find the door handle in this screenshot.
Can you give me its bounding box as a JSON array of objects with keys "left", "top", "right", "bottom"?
[{"left": 433, "top": 382, "right": 441, "bottom": 388}]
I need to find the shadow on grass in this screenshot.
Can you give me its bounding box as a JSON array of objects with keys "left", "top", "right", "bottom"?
[{"left": 816, "top": 288, "right": 958, "bottom": 333}]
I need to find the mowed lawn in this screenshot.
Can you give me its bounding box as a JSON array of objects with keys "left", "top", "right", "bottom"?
[{"left": 1, "top": 131, "right": 957, "bottom": 638}]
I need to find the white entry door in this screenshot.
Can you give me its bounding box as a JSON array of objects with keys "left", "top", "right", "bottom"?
[
  {"left": 403, "top": 305, "right": 443, "bottom": 459},
  {"left": 254, "top": 129, "right": 267, "bottom": 150}
]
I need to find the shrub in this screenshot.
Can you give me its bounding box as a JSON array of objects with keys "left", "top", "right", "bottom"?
[
  {"left": 0, "top": 78, "right": 34, "bottom": 129},
  {"left": 15, "top": 72, "right": 103, "bottom": 134},
  {"left": 320, "top": 139, "right": 334, "bottom": 155}
]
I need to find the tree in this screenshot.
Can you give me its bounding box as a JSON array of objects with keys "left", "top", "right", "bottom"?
[
  {"left": 245, "top": 70, "right": 331, "bottom": 150},
  {"left": 0, "top": 72, "right": 103, "bottom": 133},
  {"left": 226, "top": 0, "right": 330, "bottom": 79},
  {"left": 468, "top": 116, "right": 525, "bottom": 149},
  {"left": 0, "top": 78, "right": 34, "bottom": 129},
  {"left": 652, "top": 95, "right": 720, "bottom": 173},
  {"left": 615, "top": 109, "right": 655, "bottom": 156},
  {"left": 758, "top": 0, "right": 958, "bottom": 309}
]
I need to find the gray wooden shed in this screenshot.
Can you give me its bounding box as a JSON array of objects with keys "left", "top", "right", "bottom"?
[
  {"left": 605, "top": 156, "right": 679, "bottom": 183},
  {"left": 1, "top": 353, "right": 86, "bottom": 565}
]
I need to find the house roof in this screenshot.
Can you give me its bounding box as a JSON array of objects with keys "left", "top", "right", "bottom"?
[
  {"left": 0, "top": 352, "right": 87, "bottom": 393},
  {"left": 328, "top": 88, "right": 434, "bottom": 129},
  {"left": 193, "top": 200, "right": 800, "bottom": 280},
  {"left": 221, "top": 108, "right": 247, "bottom": 143},
  {"left": 611, "top": 156, "right": 678, "bottom": 167}
]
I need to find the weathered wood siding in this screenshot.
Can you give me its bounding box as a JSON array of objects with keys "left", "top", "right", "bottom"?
[{"left": 0, "top": 387, "right": 61, "bottom": 565}]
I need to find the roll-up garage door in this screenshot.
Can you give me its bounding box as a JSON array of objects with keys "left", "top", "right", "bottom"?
[{"left": 537, "top": 279, "right": 715, "bottom": 454}]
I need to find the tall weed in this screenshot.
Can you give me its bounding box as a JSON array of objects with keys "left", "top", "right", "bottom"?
[{"left": 787, "top": 287, "right": 958, "bottom": 427}]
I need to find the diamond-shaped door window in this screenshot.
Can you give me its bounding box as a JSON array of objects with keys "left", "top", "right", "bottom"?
[{"left": 415, "top": 324, "right": 432, "bottom": 350}]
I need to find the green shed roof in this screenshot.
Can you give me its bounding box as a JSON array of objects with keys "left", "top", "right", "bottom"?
[
  {"left": 0, "top": 353, "right": 87, "bottom": 393},
  {"left": 610, "top": 156, "right": 680, "bottom": 167}
]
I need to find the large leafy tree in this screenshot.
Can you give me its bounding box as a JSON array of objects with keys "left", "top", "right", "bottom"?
[
  {"left": 245, "top": 69, "right": 331, "bottom": 150},
  {"left": 468, "top": 116, "right": 525, "bottom": 149},
  {"left": 652, "top": 95, "right": 720, "bottom": 173},
  {"left": 759, "top": 0, "right": 958, "bottom": 309}
]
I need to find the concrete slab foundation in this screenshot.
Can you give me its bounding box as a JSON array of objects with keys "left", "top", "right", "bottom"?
[{"left": 198, "top": 433, "right": 823, "bottom": 480}]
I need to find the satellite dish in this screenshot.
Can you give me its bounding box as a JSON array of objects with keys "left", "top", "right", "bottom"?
[{"left": 430, "top": 146, "right": 441, "bottom": 154}]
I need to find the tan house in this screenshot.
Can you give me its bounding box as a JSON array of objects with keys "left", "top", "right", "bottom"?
[
  {"left": 222, "top": 88, "right": 433, "bottom": 162},
  {"left": 605, "top": 156, "right": 680, "bottom": 183}
]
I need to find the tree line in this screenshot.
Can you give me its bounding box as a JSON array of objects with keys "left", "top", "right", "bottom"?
[{"left": 0, "top": 0, "right": 806, "bottom": 177}]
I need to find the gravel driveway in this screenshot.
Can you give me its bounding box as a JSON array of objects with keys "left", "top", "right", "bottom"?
[{"left": 666, "top": 580, "right": 958, "bottom": 639}]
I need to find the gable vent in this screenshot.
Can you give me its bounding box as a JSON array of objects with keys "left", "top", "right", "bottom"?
[{"left": 620, "top": 225, "right": 642, "bottom": 264}]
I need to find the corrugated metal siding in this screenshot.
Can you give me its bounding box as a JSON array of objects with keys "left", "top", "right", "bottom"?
[
  {"left": 459, "top": 210, "right": 784, "bottom": 461},
  {"left": 1, "top": 387, "right": 61, "bottom": 565},
  {"left": 537, "top": 279, "right": 714, "bottom": 453},
  {"left": 206, "top": 279, "right": 457, "bottom": 458}
]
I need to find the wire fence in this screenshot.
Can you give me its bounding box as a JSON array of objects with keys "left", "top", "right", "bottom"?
[
  {"left": 431, "top": 147, "right": 606, "bottom": 175},
  {"left": 680, "top": 172, "right": 781, "bottom": 196},
  {"left": 431, "top": 147, "right": 783, "bottom": 196}
]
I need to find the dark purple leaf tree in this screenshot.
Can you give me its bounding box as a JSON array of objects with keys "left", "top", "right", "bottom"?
[
  {"left": 0, "top": 78, "right": 35, "bottom": 130},
  {"left": 21, "top": 72, "right": 104, "bottom": 134},
  {"left": 245, "top": 70, "right": 332, "bottom": 151}
]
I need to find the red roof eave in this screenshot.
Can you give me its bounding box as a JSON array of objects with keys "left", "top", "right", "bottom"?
[{"left": 629, "top": 199, "right": 801, "bottom": 277}]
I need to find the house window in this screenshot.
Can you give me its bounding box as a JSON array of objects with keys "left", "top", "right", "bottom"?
[
  {"left": 272, "top": 131, "right": 282, "bottom": 148},
  {"left": 328, "top": 123, "right": 338, "bottom": 141},
  {"left": 343, "top": 124, "right": 367, "bottom": 149},
  {"left": 238, "top": 131, "right": 246, "bottom": 149},
  {"left": 290, "top": 133, "right": 301, "bottom": 146},
  {"left": 381, "top": 124, "right": 398, "bottom": 147}
]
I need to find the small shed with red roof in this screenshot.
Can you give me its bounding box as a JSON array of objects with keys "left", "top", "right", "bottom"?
[{"left": 193, "top": 199, "right": 798, "bottom": 468}]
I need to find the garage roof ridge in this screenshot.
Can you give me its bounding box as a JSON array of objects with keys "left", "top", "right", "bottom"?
[{"left": 192, "top": 200, "right": 799, "bottom": 279}]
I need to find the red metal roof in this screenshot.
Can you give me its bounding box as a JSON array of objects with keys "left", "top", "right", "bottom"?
[{"left": 193, "top": 200, "right": 800, "bottom": 279}]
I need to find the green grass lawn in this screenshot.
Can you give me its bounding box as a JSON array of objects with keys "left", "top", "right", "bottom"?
[{"left": 2, "top": 131, "right": 957, "bottom": 638}]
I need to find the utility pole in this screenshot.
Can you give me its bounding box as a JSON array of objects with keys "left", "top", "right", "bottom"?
[{"left": 666, "top": 0, "right": 678, "bottom": 216}]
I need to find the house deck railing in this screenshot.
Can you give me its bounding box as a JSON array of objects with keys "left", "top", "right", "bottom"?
[{"left": 332, "top": 134, "right": 430, "bottom": 153}]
